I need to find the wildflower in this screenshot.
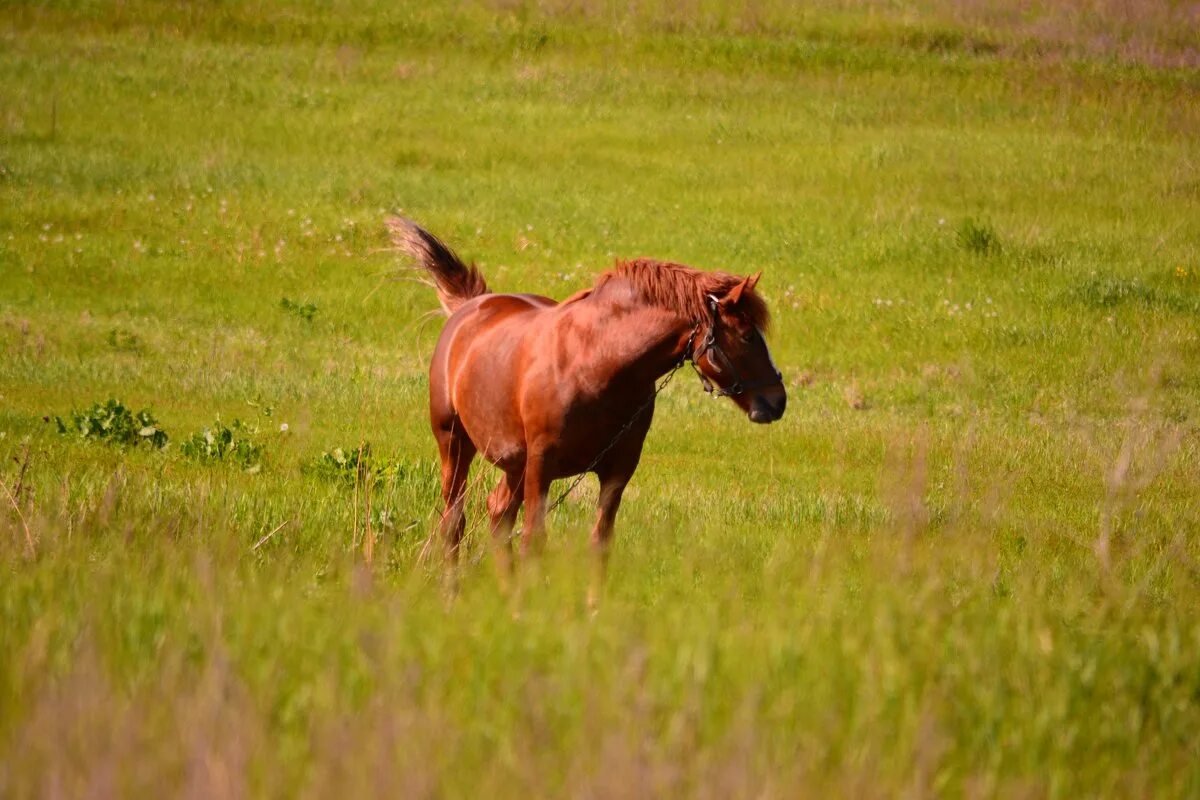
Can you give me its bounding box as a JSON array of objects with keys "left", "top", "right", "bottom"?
[{"left": 279, "top": 423, "right": 289, "bottom": 433}]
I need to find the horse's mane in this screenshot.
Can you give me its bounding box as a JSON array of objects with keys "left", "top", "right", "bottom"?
[{"left": 593, "top": 258, "right": 770, "bottom": 330}]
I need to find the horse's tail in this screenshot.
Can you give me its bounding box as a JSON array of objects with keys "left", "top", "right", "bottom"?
[{"left": 387, "top": 216, "right": 489, "bottom": 315}]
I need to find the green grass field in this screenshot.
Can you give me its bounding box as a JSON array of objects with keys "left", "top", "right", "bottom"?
[{"left": 2, "top": 1, "right": 1199, "bottom": 795}]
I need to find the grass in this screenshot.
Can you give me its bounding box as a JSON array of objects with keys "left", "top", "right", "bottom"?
[{"left": 2, "top": 0, "right": 1199, "bottom": 796}]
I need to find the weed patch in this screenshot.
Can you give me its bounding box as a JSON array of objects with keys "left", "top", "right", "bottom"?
[
  {"left": 280, "top": 297, "right": 317, "bottom": 322},
  {"left": 105, "top": 328, "right": 143, "bottom": 352},
  {"left": 1068, "top": 275, "right": 1198, "bottom": 313},
  {"left": 54, "top": 399, "right": 168, "bottom": 449},
  {"left": 303, "top": 443, "right": 407, "bottom": 486},
  {"left": 956, "top": 217, "right": 1001, "bottom": 256},
  {"left": 179, "top": 419, "right": 264, "bottom": 472}
]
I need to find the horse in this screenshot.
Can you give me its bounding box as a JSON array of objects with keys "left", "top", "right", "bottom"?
[{"left": 388, "top": 217, "right": 786, "bottom": 599}]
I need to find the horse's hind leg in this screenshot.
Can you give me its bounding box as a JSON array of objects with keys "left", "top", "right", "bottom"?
[
  {"left": 435, "top": 422, "right": 476, "bottom": 563},
  {"left": 486, "top": 469, "right": 523, "bottom": 587}
]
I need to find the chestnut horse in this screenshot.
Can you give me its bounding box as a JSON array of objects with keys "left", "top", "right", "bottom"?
[{"left": 389, "top": 218, "right": 785, "bottom": 595}]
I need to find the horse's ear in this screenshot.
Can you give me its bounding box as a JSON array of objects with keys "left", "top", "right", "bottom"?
[
  {"left": 723, "top": 274, "right": 753, "bottom": 306},
  {"left": 747, "top": 271, "right": 762, "bottom": 291}
]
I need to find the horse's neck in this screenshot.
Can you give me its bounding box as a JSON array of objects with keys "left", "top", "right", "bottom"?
[{"left": 576, "top": 290, "right": 692, "bottom": 387}]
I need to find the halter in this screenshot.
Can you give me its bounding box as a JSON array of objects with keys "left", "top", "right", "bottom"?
[{"left": 681, "top": 300, "right": 783, "bottom": 398}]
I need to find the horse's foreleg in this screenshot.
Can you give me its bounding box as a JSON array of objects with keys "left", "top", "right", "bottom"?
[
  {"left": 588, "top": 476, "right": 629, "bottom": 610},
  {"left": 486, "top": 470, "right": 523, "bottom": 587},
  {"left": 437, "top": 430, "right": 476, "bottom": 563}
]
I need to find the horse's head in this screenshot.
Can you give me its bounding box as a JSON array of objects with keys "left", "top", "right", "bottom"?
[{"left": 690, "top": 273, "right": 786, "bottom": 424}]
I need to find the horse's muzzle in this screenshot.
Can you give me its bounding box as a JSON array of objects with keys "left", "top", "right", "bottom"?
[{"left": 749, "top": 393, "right": 786, "bottom": 424}]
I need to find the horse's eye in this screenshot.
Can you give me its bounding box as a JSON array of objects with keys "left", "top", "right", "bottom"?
[{"left": 741, "top": 329, "right": 760, "bottom": 344}]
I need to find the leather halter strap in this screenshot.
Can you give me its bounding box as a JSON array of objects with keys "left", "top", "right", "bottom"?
[{"left": 681, "top": 313, "right": 783, "bottom": 399}]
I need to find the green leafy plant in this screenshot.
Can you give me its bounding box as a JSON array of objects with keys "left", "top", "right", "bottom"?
[
  {"left": 55, "top": 399, "right": 168, "bottom": 448},
  {"left": 303, "top": 443, "right": 409, "bottom": 486},
  {"left": 280, "top": 297, "right": 317, "bottom": 321},
  {"left": 179, "top": 418, "right": 264, "bottom": 471}
]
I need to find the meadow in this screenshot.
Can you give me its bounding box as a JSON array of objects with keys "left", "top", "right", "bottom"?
[{"left": 2, "top": 1, "right": 1199, "bottom": 795}]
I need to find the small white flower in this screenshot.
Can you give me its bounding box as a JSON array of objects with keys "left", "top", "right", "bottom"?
[{"left": 279, "top": 423, "right": 289, "bottom": 432}]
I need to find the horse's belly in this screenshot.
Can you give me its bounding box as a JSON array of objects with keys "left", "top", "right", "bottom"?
[{"left": 459, "top": 409, "right": 526, "bottom": 470}]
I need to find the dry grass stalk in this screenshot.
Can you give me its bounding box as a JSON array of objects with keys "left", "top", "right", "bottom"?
[
  {"left": 250, "top": 520, "right": 288, "bottom": 552},
  {"left": 362, "top": 448, "right": 375, "bottom": 565},
  {"left": 844, "top": 380, "right": 868, "bottom": 410},
  {"left": 1, "top": 476, "right": 35, "bottom": 558}
]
